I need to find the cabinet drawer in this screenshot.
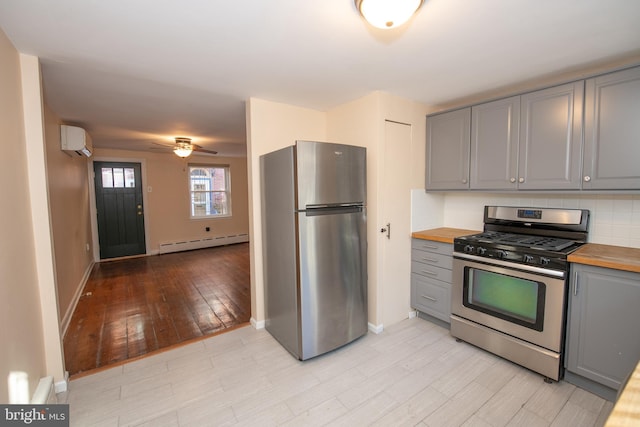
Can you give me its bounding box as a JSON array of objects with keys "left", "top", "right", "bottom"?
[
  {"left": 411, "top": 250, "right": 453, "bottom": 270},
  {"left": 412, "top": 239, "right": 453, "bottom": 256},
  {"left": 411, "top": 274, "right": 451, "bottom": 323},
  {"left": 411, "top": 260, "right": 452, "bottom": 282}
]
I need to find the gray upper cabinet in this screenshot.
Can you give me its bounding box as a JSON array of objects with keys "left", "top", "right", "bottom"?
[
  {"left": 426, "top": 65, "right": 640, "bottom": 193},
  {"left": 470, "top": 96, "right": 520, "bottom": 190},
  {"left": 583, "top": 66, "right": 640, "bottom": 190},
  {"left": 425, "top": 108, "right": 470, "bottom": 190},
  {"left": 518, "top": 82, "right": 584, "bottom": 190},
  {"left": 470, "top": 82, "right": 583, "bottom": 190}
]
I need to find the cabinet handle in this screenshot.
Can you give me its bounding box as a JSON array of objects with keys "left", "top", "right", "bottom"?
[
  {"left": 422, "top": 257, "right": 438, "bottom": 263},
  {"left": 420, "top": 269, "right": 438, "bottom": 276},
  {"left": 583, "top": 176, "right": 591, "bottom": 182},
  {"left": 421, "top": 244, "right": 438, "bottom": 250},
  {"left": 421, "top": 294, "right": 437, "bottom": 302},
  {"left": 518, "top": 177, "right": 525, "bottom": 183},
  {"left": 462, "top": 179, "right": 468, "bottom": 184},
  {"left": 510, "top": 177, "right": 516, "bottom": 183},
  {"left": 573, "top": 270, "right": 578, "bottom": 296}
]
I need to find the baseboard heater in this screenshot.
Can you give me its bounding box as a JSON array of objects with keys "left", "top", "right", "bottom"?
[{"left": 158, "top": 233, "right": 249, "bottom": 254}]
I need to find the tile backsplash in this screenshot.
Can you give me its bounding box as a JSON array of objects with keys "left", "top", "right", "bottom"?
[{"left": 411, "top": 190, "right": 640, "bottom": 249}]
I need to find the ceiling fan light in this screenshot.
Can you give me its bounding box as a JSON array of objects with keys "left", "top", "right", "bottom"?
[
  {"left": 356, "top": 0, "right": 423, "bottom": 29},
  {"left": 174, "top": 143, "right": 193, "bottom": 158}
]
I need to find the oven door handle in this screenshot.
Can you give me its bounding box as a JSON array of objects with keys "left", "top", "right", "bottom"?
[{"left": 453, "top": 252, "right": 566, "bottom": 279}]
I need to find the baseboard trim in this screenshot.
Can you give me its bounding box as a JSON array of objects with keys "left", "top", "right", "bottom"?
[
  {"left": 368, "top": 322, "right": 384, "bottom": 334},
  {"left": 60, "top": 260, "right": 94, "bottom": 337},
  {"left": 251, "top": 317, "right": 265, "bottom": 329},
  {"left": 54, "top": 372, "right": 68, "bottom": 394},
  {"left": 158, "top": 233, "right": 249, "bottom": 255}
]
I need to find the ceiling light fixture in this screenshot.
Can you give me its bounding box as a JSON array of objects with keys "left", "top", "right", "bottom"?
[
  {"left": 355, "top": 0, "right": 423, "bottom": 29},
  {"left": 173, "top": 138, "right": 193, "bottom": 158}
]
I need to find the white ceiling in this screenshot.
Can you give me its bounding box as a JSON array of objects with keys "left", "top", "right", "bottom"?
[{"left": 1, "top": 0, "right": 639, "bottom": 157}]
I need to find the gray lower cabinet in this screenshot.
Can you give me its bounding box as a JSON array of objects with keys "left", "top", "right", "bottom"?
[
  {"left": 583, "top": 66, "right": 640, "bottom": 190},
  {"left": 565, "top": 264, "right": 640, "bottom": 396},
  {"left": 425, "top": 108, "right": 470, "bottom": 190},
  {"left": 410, "top": 239, "right": 453, "bottom": 322}
]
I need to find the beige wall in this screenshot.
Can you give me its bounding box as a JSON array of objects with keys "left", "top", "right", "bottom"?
[
  {"left": 0, "top": 30, "right": 53, "bottom": 403},
  {"left": 326, "top": 93, "right": 382, "bottom": 325},
  {"left": 44, "top": 106, "right": 94, "bottom": 327},
  {"left": 93, "top": 148, "right": 249, "bottom": 254},
  {"left": 327, "top": 92, "right": 429, "bottom": 327},
  {"left": 246, "top": 98, "right": 327, "bottom": 324},
  {"left": 247, "top": 93, "right": 429, "bottom": 329}
]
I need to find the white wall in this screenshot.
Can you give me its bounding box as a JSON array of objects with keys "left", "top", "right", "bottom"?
[{"left": 411, "top": 191, "right": 640, "bottom": 248}]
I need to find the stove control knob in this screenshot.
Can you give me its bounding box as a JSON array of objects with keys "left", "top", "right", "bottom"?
[
  {"left": 497, "top": 250, "right": 508, "bottom": 259},
  {"left": 523, "top": 254, "right": 535, "bottom": 263},
  {"left": 540, "top": 257, "right": 551, "bottom": 266},
  {"left": 464, "top": 245, "right": 475, "bottom": 254},
  {"left": 476, "top": 247, "right": 487, "bottom": 256}
]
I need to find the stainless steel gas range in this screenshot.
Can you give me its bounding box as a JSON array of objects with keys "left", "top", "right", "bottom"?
[{"left": 450, "top": 206, "right": 590, "bottom": 381}]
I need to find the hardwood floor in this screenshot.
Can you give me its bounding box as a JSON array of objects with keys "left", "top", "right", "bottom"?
[{"left": 63, "top": 243, "right": 250, "bottom": 377}]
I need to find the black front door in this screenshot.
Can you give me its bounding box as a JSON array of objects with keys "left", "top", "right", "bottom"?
[{"left": 94, "top": 161, "right": 146, "bottom": 259}]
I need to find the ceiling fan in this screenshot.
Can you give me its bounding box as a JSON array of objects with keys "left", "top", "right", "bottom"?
[{"left": 154, "top": 137, "right": 218, "bottom": 158}]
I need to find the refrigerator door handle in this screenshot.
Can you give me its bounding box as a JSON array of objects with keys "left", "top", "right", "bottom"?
[{"left": 303, "top": 204, "right": 363, "bottom": 216}]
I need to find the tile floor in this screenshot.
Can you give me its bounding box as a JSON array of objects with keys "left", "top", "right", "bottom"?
[{"left": 59, "top": 317, "right": 614, "bottom": 426}]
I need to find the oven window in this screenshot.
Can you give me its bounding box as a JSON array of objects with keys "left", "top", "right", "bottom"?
[{"left": 463, "top": 267, "right": 545, "bottom": 331}]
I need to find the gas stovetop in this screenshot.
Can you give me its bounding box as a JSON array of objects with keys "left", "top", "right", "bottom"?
[
  {"left": 453, "top": 206, "right": 590, "bottom": 271},
  {"left": 460, "top": 231, "right": 577, "bottom": 252}
]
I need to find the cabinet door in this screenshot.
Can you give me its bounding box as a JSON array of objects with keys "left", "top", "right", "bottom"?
[
  {"left": 426, "top": 108, "right": 470, "bottom": 190},
  {"left": 411, "top": 274, "right": 451, "bottom": 322},
  {"left": 518, "top": 82, "right": 584, "bottom": 190},
  {"left": 566, "top": 265, "right": 640, "bottom": 390},
  {"left": 470, "top": 96, "right": 520, "bottom": 190},
  {"left": 583, "top": 66, "right": 640, "bottom": 190}
]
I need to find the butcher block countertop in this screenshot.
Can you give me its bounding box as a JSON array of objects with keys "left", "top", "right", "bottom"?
[
  {"left": 411, "top": 227, "right": 480, "bottom": 244},
  {"left": 605, "top": 360, "right": 640, "bottom": 427},
  {"left": 568, "top": 244, "right": 640, "bottom": 274}
]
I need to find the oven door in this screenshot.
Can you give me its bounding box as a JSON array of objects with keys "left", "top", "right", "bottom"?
[{"left": 451, "top": 254, "right": 567, "bottom": 353}]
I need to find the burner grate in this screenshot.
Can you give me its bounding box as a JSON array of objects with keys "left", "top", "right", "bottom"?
[{"left": 470, "top": 232, "right": 576, "bottom": 251}]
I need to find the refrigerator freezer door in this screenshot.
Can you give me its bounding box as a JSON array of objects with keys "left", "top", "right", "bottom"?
[
  {"left": 297, "top": 208, "right": 368, "bottom": 360},
  {"left": 295, "top": 140, "right": 366, "bottom": 210}
]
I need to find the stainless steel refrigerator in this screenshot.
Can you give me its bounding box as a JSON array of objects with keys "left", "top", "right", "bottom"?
[{"left": 260, "top": 140, "right": 368, "bottom": 360}]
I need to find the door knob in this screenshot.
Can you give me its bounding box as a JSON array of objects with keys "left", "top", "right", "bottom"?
[{"left": 380, "top": 223, "right": 391, "bottom": 239}]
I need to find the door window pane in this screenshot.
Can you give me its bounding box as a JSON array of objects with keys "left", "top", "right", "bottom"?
[
  {"left": 102, "top": 167, "right": 136, "bottom": 188},
  {"left": 102, "top": 168, "right": 114, "bottom": 188},
  {"left": 113, "top": 168, "right": 124, "bottom": 187},
  {"left": 124, "top": 168, "right": 135, "bottom": 187}
]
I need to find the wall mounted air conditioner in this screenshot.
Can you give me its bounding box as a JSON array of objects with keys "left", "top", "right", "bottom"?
[{"left": 60, "top": 125, "right": 92, "bottom": 157}]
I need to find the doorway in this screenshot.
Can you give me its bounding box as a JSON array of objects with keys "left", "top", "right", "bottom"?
[
  {"left": 380, "top": 120, "right": 413, "bottom": 326},
  {"left": 93, "top": 161, "right": 146, "bottom": 259}
]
